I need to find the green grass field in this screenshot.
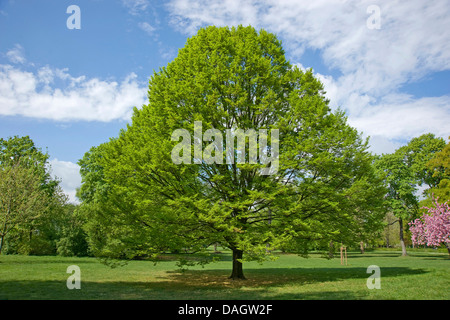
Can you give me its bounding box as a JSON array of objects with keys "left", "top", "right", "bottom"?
[{"left": 0, "top": 249, "right": 448, "bottom": 300}]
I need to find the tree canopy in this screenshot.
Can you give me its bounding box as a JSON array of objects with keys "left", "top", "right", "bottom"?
[
  {"left": 0, "top": 135, "right": 84, "bottom": 255},
  {"left": 422, "top": 137, "right": 450, "bottom": 204},
  {"left": 0, "top": 135, "right": 59, "bottom": 197},
  {"left": 374, "top": 133, "right": 446, "bottom": 255},
  {"left": 410, "top": 197, "right": 450, "bottom": 255},
  {"left": 78, "top": 25, "right": 387, "bottom": 279},
  {"left": 0, "top": 161, "right": 50, "bottom": 254}
]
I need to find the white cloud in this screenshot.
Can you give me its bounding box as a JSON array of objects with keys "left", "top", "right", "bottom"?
[
  {"left": 365, "top": 135, "right": 403, "bottom": 156},
  {"left": 167, "top": 0, "right": 259, "bottom": 35},
  {"left": 166, "top": 0, "right": 450, "bottom": 154},
  {"left": 167, "top": 0, "right": 450, "bottom": 92},
  {"left": 348, "top": 94, "right": 450, "bottom": 139},
  {"left": 0, "top": 64, "right": 147, "bottom": 122},
  {"left": 49, "top": 159, "right": 81, "bottom": 204},
  {"left": 5, "top": 44, "right": 26, "bottom": 64},
  {"left": 124, "top": 1, "right": 161, "bottom": 45},
  {"left": 138, "top": 21, "right": 156, "bottom": 36},
  {"left": 122, "top": 0, "right": 150, "bottom": 15}
]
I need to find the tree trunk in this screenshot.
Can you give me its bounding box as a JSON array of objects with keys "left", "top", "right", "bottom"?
[
  {"left": 0, "top": 235, "right": 4, "bottom": 255},
  {"left": 360, "top": 241, "right": 365, "bottom": 254},
  {"left": 328, "top": 241, "right": 334, "bottom": 259},
  {"left": 229, "top": 249, "right": 245, "bottom": 280},
  {"left": 1, "top": 212, "right": 8, "bottom": 255},
  {"left": 399, "top": 218, "right": 408, "bottom": 256},
  {"left": 266, "top": 207, "right": 272, "bottom": 254}
]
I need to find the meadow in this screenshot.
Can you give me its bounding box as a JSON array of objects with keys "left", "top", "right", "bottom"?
[{"left": 0, "top": 249, "right": 448, "bottom": 300}]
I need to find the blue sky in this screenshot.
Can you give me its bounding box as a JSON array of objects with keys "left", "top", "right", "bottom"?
[{"left": 1, "top": 0, "right": 449, "bottom": 202}]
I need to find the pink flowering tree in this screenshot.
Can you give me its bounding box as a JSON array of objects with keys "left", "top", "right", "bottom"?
[{"left": 409, "top": 197, "right": 450, "bottom": 256}]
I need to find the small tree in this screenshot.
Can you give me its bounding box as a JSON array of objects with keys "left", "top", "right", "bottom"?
[
  {"left": 422, "top": 137, "right": 450, "bottom": 206},
  {"left": 0, "top": 161, "right": 50, "bottom": 254},
  {"left": 0, "top": 136, "right": 71, "bottom": 255},
  {"left": 374, "top": 134, "right": 445, "bottom": 256},
  {"left": 409, "top": 197, "right": 450, "bottom": 256}
]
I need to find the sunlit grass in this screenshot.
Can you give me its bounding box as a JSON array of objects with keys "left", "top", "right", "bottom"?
[{"left": 0, "top": 249, "right": 448, "bottom": 300}]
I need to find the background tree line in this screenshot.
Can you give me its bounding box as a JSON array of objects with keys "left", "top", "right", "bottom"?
[
  {"left": 1, "top": 133, "right": 446, "bottom": 258},
  {"left": 0, "top": 136, "right": 88, "bottom": 256}
]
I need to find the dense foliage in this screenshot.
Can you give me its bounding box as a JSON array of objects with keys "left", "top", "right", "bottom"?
[
  {"left": 409, "top": 197, "right": 450, "bottom": 254},
  {"left": 0, "top": 136, "right": 88, "bottom": 256},
  {"left": 2, "top": 27, "right": 447, "bottom": 274},
  {"left": 77, "top": 26, "right": 387, "bottom": 278},
  {"left": 373, "top": 133, "right": 446, "bottom": 255}
]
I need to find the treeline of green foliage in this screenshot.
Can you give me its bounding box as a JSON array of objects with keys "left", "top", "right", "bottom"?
[
  {"left": 0, "top": 136, "right": 89, "bottom": 257},
  {"left": 0, "top": 132, "right": 447, "bottom": 257},
  {"left": 1, "top": 27, "right": 449, "bottom": 260}
]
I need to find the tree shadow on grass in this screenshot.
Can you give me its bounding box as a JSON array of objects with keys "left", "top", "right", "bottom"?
[
  {"left": 346, "top": 252, "right": 449, "bottom": 261},
  {"left": 0, "top": 257, "right": 99, "bottom": 265},
  {"left": 0, "top": 266, "right": 428, "bottom": 300},
  {"left": 405, "top": 253, "right": 450, "bottom": 260},
  {"left": 165, "top": 266, "right": 427, "bottom": 289}
]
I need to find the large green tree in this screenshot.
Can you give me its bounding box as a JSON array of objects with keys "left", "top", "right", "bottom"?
[{"left": 79, "top": 26, "right": 386, "bottom": 279}]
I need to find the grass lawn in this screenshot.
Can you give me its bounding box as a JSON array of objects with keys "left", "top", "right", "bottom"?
[{"left": 0, "top": 249, "right": 448, "bottom": 300}]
